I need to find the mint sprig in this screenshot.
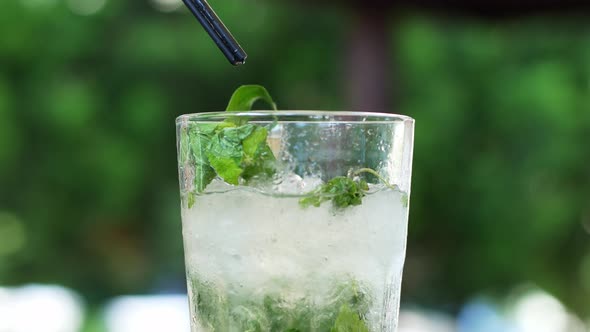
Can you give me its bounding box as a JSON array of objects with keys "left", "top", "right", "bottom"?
[
  {"left": 331, "top": 304, "right": 370, "bottom": 332},
  {"left": 181, "top": 85, "right": 403, "bottom": 209},
  {"left": 226, "top": 85, "right": 278, "bottom": 112},
  {"left": 207, "top": 124, "right": 256, "bottom": 185},
  {"left": 181, "top": 85, "right": 278, "bottom": 207},
  {"left": 189, "top": 124, "right": 217, "bottom": 193},
  {"left": 189, "top": 276, "right": 372, "bottom": 331},
  {"left": 299, "top": 177, "right": 369, "bottom": 209},
  {"left": 299, "top": 168, "right": 400, "bottom": 209}
]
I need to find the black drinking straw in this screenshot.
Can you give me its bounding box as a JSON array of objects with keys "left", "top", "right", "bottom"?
[{"left": 182, "top": 0, "right": 247, "bottom": 65}]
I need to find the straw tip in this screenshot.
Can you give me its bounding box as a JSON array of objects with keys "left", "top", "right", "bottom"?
[{"left": 231, "top": 54, "right": 247, "bottom": 66}]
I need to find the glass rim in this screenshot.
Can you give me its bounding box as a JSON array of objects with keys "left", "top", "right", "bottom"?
[{"left": 176, "top": 110, "right": 414, "bottom": 124}]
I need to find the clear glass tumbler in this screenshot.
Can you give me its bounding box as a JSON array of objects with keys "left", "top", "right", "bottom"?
[{"left": 176, "top": 111, "right": 414, "bottom": 332}]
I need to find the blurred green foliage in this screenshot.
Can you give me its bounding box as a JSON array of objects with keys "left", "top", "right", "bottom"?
[
  {"left": 0, "top": 0, "right": 589, "bottom": 319},
  {"left": 398, "top": 17, "right": 590, "bottom": 317}
]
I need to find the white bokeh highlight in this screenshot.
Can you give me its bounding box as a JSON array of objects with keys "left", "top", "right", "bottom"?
[
  {"left": 512, "top": 290, "right": 568, "bottom": 332},
  {"left": 0, "top": 284, "right": 84, "bottom": 332},
  {"left": 398, "top": 309, "right": 456, "bottom": 332},
  {"left": 104, "top": 294, "right": 190, "bottom": 332}
]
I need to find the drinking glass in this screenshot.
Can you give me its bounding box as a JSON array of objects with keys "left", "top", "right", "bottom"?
[{"left": 176, "top": 111, "right": 414, "bottom": 331}]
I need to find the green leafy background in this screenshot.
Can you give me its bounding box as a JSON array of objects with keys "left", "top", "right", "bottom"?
[{"left": 0, "top": 0, "right": 589, "bottom": 326}]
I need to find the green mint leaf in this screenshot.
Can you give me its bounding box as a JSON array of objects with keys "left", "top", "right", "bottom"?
[
  {"left": 191, "top": 278, "right": 230, "bottom": 331},
  {"left": 178, "top": 127, "right": 192, "bottom": 166},
  {"left": 207, "top": 154, "right": 243, "bottom": 185},
  {"left": 224, "top": 123, "right": 257, "bottom": 141},
  {"left": 328, "top": 279, "right": 371, "bottom": 316},
  {"left": 262, "top": 294, "right": 315, "bottom": 331},
  {"left": 262, "top": 295, "right": 297, "bottom": 331},
  {"left": 299, "top": 177, "right": 368, "bottom": 209},
  {"left": 225, "top": 85, "right": 278, "bottom": 126},
  {"left": 196, "top": 123, "right": 219, "bottom": 135},
  {"left": 206, "top": 123, "right": 278, "bottom": 186},
  {"left": 226, "top": 85, "right": 278, "bottom": 112},
  {"left": 231, "top": 303, "right": 270, "bottom": 332},
  {"left": 326, "top": 177, "right": 366, "bottom": 208},
  {"left": 206, "top": 124, "right": 262, "bottom": 185},
  {"left": 299, "top": 193, "right": 325, "bottom": 208},
  {"left": 179, "top": 123, "right": 217, "bottom": 207},
  {"left": 327, "top": 279, "right": 372, "bottom": 331},
  {"left": 241, "top": 126, "right": 276, "bottom": 181},
  {"left": 206, "top": 134, "right": 244, "bottom": 185},
  {"left": 187, "top": 192, "right": 196, "bottom": 209},
  {"left": 189, "top": 128, "right": 217, "bottom": 194},
  {"left": 242, "top": 126, "right": 268, "bottom": 156},
  {"left": 330, "top": 305, "right": 369, "bottom": 332}
]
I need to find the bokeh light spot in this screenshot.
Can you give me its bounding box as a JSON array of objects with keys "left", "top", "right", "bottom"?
[
  {"left": 512, "top": 289, "right": 568, "bottom": 332},
  {"left": 0, "top": 285, "right": 84, "bottom": 332},
  {"left": 0, "top": 212, "right": 26, "bottom": 257},
  {"left": 457, "top": 298, "right": 516, "bottom": 332},
  {"left": 43, "top": 79, "right": 99, "bottom": 135},
  {"left": 104, "top": 294, "right": 190, "bottom": 332},
  {"left": 150, "top": 0, "right": 182, "bottom": 13},
  {"left": 66, "top": 0, "right": 106, "bottom": 16}
]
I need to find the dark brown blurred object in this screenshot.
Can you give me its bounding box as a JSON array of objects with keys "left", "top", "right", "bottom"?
[{"left": 345, "top": 9, "right": 392, "bottom": 112}]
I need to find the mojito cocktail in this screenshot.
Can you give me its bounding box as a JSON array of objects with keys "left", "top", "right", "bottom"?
[{"left": 176, "top": 111, "right": 414, "bottom": 331}]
